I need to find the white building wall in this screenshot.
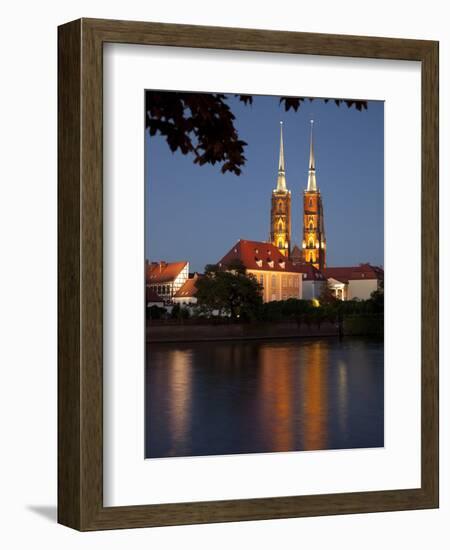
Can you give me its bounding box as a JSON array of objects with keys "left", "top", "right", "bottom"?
[
  {"left": 172, "top": 296, "right": 197, "bottom": 305},
  {"left": 248, "top": 269, "right": 302, "bottom": 302},
  {"left": 172, "top": 263, "right": 189, "bottom": 295},
  {"left": 347, "top": 279, "right": 379, "bottom": 300},
  {"left": 301, "top": 280, "right": 325, "bottom": 300}
]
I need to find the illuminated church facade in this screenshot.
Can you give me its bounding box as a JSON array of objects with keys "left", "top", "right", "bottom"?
[
  {"left": 270, "top": 123, "right": 292, "bottom": 257},
  {"left": 147, "top": 120, "right": 383, "bottom": 308},
  {"left": 266, "top": 120, "right": 382, "bottom": 301},
  {"left": 270, "top": 120, "right": 326, "bottom": 271},
  {"left": 301, "top": 121, "right": 326, "bottom": 270}
]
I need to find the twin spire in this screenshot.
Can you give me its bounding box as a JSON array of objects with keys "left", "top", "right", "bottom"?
[
  {"left": 276, "top": 119, "right": 318, "bottom": 193},
  {"left": 307, "top": 119, "right": 317, "bottom": 192},
  {"left": 276, "top": 121, "right": 287, "bottom": 192}
]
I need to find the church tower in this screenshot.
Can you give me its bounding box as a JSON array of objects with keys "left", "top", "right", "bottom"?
[
  {"left": 270, "top": 122, "right": 291, "bottom": 257},
  {"left": 302, "top": 120, "right": 326, "bottom": 270}
]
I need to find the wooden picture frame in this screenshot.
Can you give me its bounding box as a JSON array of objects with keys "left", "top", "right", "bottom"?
[{"left": 58, "top": 18, "right": 439, "bottom": 531}]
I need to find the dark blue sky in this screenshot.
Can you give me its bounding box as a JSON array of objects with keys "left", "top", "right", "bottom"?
[{"left": 145, "top": 94, "right": 384, "bottom": 273}]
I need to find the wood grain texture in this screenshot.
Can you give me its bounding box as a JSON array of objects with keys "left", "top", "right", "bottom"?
[
  {"left": 57, "top": 19, "right": 82, "bottom": 530},
  {"left": 57, "top": 18, "right": 439, "bottom": 531}
]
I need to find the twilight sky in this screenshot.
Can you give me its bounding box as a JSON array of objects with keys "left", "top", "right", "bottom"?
[{"left": 145, "top": 94, "right": 384, "bottom": 273}]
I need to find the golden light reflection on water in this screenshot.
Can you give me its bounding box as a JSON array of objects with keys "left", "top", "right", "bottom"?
[
  {"left": 167, "top": 350, "right": 193, "bottom": 455},
  {"left": 148, "top": 338, "right": 381, "bottom": 458},
  {"left": 257, "top": 341, "right": 331, "bottom": 452},
  {"left": 259, "top": 346, "right": 295, "bottom": 452},
  {"left": 337, "top": 360, "right": 349, "bottom": 435},
  {"left": 301, "top": 341, "right": 328, "bottom": 450}
]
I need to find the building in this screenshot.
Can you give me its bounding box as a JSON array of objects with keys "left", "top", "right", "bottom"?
[
  {"left": 270, "top": 122, "right": 291, "bottom": 257},
  {"left": 290, "top": 244, "right": 327, "bottom": 299},
  {"left": 146, "top": 260, "right": 189, "bottom": 303},
  {"left": 219, "top": 239, "right": 302, "bottom": 302},
  {"left": 324, "top": 264, "right": 384, "bottom": 301},
  {"left": 296, "top": 263, "right": 327, "bottom": 300},
  {"left": 301, "top": 120, "right": 327, "bottom": 270},
  {"left": 173, "top": 273, "right": 202, "bottom": 305},
  {"left": 146, "top": 287, "right": 165, "bottom": 308}
]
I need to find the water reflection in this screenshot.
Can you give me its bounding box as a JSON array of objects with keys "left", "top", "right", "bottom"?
[
  {"left": 301, "top": 342, "right": 328, "bottom": 450},
  {"left": 145, "top": 337, "right": 384, "bottom": 458}
]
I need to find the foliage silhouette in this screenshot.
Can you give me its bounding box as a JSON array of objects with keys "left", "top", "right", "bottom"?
[{"left": 145, "top": 91, "right": 367, "bottom": 175}]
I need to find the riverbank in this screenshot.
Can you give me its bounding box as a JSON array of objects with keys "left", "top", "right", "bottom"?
[
  {"left": 147, "top": 314, "right": 383, "bottom": 343},
  {"left": 147, "top": 320, "right": 338, "bottom": 343}
]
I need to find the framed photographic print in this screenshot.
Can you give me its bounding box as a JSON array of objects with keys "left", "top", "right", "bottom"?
[{"left": 58, "top": 18, "right": 439, "bottom": 530}]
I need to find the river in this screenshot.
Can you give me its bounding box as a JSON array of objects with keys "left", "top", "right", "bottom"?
[{"left": 145, "top": 337, "right": 384, "bottom": 458}]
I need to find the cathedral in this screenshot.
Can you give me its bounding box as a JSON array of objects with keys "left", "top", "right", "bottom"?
[
  {"left": 270, "top": 120, "right": 326, "bottom": 271},
  {"left": 270, "top": 122, "right": 291, "bottom": 257},
  {"left": 147, "top": 119, "right": 383, "bottom": 310}
]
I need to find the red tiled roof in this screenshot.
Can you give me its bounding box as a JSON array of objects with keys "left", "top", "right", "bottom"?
[
  {"left": 146, "top": 261, "right": 188, "bottom": 284},
  {"left": 324, "top": 264, "right": 384, "bottom": 283},
  {"left": 287, "top": 244, "right": 326, "bottom": 280},
  {"left": 174, "top": 274, "right": 202, "bottom": 298},
  {"left": 295, "top": 263, "right": 327, "bottom": 281},
  {"left": 219, "top": 240, "right": 308, "bottom": 274},
  {"left": 146, "top": 287, "right": 164, "bottom": 303}
]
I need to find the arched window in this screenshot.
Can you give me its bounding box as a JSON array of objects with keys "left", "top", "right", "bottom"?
[
  {"left": 278, "top": 201, "right": 283, "bottom": 213},
  {"left": 278, "top": 240, "right": 283, "bottom": 249},
  {"left": 309, "top": 239, "right": 314, "bottom": 248},
  {"left": 309, "top": 222, "right": 314, "bottom": 230},
  {"left": 309, "top": 198, "right": 313, "bottom": 207},
  {"left": 278, "top": 222, "right": 283, "bottom": 232}
]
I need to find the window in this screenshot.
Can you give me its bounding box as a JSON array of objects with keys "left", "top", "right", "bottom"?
[
  {"left": 271, "top": 275, "right": 276, "bottom": 287},
  {"left": 289, "top": 277, "right": 293, "bottom": 287},
  {"left": 278, "top": 222, "right": 283, "bottom": 232},
  {"left": 309, "top": 239, "right": 314, "bottom": 248},
  {"left": 309, "top": 222, "right": 314, "bottom": 230},
  {"left": 309, "top": 198, "right": 313, "bottom": 207},
  {"left": 278, "top": 240, "right": 283, "bottom": 249}
]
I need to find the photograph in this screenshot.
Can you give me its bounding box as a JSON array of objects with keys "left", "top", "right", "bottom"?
[{"left": 144, "top": 90, "right": 384, "bottom": 459}]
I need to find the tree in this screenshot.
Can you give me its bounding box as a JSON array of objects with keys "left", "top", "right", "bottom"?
[
  {"left": 170, "top": 303, "right": 191, "bottom": 320},
  {"left": 319, "top": 282, "right": 340, "bottom": 306},
  {"left": 147, "top": 305, "right": 166, "bottom": 320},
  {"left": 195, "top": 262, "right": 263, "bottom": 320},
  {"left": 369, "top": 279, "right": 384, "bottom": 313},
  {"left": 146, "top": 91, "right": 367, "bottom": 175}
]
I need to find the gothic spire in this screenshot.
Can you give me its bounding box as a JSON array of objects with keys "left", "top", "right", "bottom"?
[
  {"left": 276, "top": 121, "right": 287, "bottom": 192},
  {"left": 307, "top": 119, "right": 317, "bottom": 192}
]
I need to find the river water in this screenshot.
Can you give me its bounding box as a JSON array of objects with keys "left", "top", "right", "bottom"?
[{"left": 145, "top": 337, "right": 384, "bottom": 458}]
